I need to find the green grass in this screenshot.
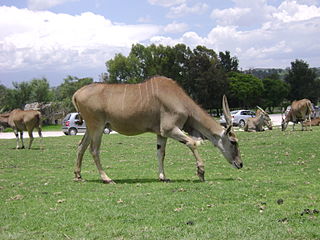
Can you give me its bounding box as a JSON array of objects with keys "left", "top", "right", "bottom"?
[{"left": 1, "top": 128, "right": 319, "bottom": 240}]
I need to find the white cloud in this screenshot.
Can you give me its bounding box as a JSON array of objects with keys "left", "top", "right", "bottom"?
[
  {"left": 167, "top": 3, "right": 209, "bottom": 18},
  {"left": 27, "top": 0, "right": 78, "bottom": 10},
  {"left": 211, "top": 7, "right": 251, "bottom": 26},
  {"left": 164, "top": 22, "right": 188, "bottom": 33},
  {"left": 273, "top": 0, "right": 320, "bottom": 22},
  {"left": 0, "top": 6, "right": 161, "bottom": 71},
  {"left": 210, "top": 0, "right": 276, "bottom": 27}
]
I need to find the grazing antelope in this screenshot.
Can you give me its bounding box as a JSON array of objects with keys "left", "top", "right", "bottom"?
[
  {"left": 281, "top": 99, "right": 313, "bottom": 131},
  {"left": 72, "top": 76, "right": 242, "bottom": 183},
  {"left": 244, "top": 106, "right": 272, "bottom": 132},
  {"left": 0, "top": 109, "right": 43, "bottom": 149}
]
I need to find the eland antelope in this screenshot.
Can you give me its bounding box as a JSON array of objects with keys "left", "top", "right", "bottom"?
[
  {"left": 244, "top": 106, "right": 272, "bottom": 132},
  {"left": 281, "top": 99, "right": 313, "bottom": 131},
  {"left": 0, "top": 109, "right": 43, "bottom": 149},
  {"left": 72, "top": 76, "right": 242, "bottom": 183}
]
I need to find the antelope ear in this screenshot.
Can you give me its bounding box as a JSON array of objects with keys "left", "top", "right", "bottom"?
[{"left": 222, "top": 95, "right": 232, "bottom": 127}]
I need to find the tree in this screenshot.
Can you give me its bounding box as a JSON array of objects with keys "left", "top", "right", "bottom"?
[
  {"left": 0, "top": 84, "right": 9, "bottom": 112},
  {"left": 106, "top": 53, "right": 142, "bottom": 83},
  {"left": 10, "top": 81, "right": 33, "bottom": 109},
  {"left": 262, "top": 75, "right": 289, "bottom": 112},
  {"left": 186, "top": 46, "right": 228, "bottom": 110},
  {"left": 54, "top": 76, "right": 93, "bottom": 112},
  {"left": 29, "top": 78, "right": 52, "bottom": 103},
  {"left": 218, "top": 51, "right": 239, "bottom": 72},
  {"left": 285, "top": 59, "right": 319, "bottom": 103},
  {"left": 228, "top": 72, "right": 264, "bottom": 108}
]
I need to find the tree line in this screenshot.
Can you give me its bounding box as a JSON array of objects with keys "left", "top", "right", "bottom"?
[{"left": 1, "top": 43, "right": 319, "bottom": 115}]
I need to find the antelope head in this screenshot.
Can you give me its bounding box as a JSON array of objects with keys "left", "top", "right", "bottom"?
[
  {"left": 257, "top": 106, "right": 273, "bottom": 130},
  {"left": 217, "top": 95, "right": 243, "bottom": 169}
]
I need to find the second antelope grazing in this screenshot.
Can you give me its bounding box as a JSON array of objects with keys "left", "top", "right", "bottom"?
[
  {"left": 0, "top": 109, "right": 43, "bottom": 149},
  {"left": 72, "top": 76, "right": 242, "bottom": 183},
  {"left": 244, "top": 106, "right": 272, "bottom": 132},
  {"left": 281, "top": 99, "right": 313, "bottom": 131}
]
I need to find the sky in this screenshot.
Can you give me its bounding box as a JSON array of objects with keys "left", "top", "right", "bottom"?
[{"left": 1, "top": 0, "right": 320, "bottom": 88}]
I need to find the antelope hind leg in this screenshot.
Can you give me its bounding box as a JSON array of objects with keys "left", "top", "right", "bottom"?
[{"left": 74, "top": 132, "right": 90, "bottom": 181}]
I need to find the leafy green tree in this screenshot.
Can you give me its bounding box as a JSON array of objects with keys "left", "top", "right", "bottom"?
[
  {"left": 0, "top": 84, "right": 10, "bottom": 112},
  {"left": 10, "top": 81, "right": 33, "bottom": 109},
  {"left": 185, "top": 46, "right": 228, "bottom": 110},
  {"left": 228, "top": 72, "right": 264, "bottom": 108},
  {"left": 285, "top": 59, "right": 319, "bottom": 102},
  {"left": 30, "top": 78, "right": 52, "bottom": 103},
  {"left": 262, "top": 75, "right": 289, "bottom": 112},
  {"left": 107, "top": 53, "right": 142, "bottom": 83},
  {"left": 54, "top": 76, "right": 93, "bottom": 112},
  {"left": 218, "top": 51, "right": 239, "bottom": 72}
]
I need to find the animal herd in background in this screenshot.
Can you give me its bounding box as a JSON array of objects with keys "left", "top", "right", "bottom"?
[{"left": 0, "top": 76, "right": 318, "bottom": 183}]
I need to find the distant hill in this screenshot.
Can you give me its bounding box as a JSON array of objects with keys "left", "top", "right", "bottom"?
[{"left": 244, "top": 67, "right": 320, "bottom": 80}]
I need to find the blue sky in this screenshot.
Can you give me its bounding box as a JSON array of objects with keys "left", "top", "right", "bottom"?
[{"left": 1, "top": 0, "right": 320, "bottom": 87}]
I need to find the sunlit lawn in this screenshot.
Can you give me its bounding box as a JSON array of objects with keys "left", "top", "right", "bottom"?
[{"left": 0, "top": 127, "right": 319, "bottom": 239}]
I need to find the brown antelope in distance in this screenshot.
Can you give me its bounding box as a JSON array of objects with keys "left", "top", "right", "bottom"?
[
  {"left": 281, "top": 99, "right": 313, "bottom": 131},
  {"left": 72, "top": 76, "right": 243, "bottom": 184},
  {"left": 0, "top": 109, "right": 43, "bottom": 149},
  {"left": 303, "top": 117, "right": 320, "bottom": 126},
  {"left": 244, "top": 106, "right": 273, "bottom": 132}
]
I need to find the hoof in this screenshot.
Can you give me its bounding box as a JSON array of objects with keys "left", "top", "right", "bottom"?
[
  {"left": 197, "top": 173, "right": 205, "bottom": 182},
  {"left": 159, "top": 178, "right": 171, "bottom": 182},
  {"left": 103, "top": 179, "right": 116, "bottom": 184},
  {"left": 74, "top": 177, "right": 85, "bottom": 182}
]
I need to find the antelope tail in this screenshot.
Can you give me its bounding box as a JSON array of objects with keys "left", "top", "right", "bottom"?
[{"left": 72, "top": 94, "right": 84, "bottom": 125}]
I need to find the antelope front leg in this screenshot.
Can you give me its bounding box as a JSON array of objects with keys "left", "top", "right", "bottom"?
[
  {"left": 165, "top": 127, "right": 205, "bottom": 181},
  {"left": 89, "top": 132, "right": 114, "bottom": 184},
  {"left": 27, "top": 130, "right": 34, "bottom": 149},
  {"left": 157, "top": 135, "right": 169, "bottom": 182},
  {"left": 14, "top": 130, "right": 20, "bottom": 149},
  {"left": 20, "top": 132, "right": 25, "bottom": 149}
]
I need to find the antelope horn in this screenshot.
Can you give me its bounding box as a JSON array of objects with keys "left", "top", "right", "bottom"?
[
  {"left": 256, "top": 106, "right": 267, "bottom": 115},
  {"left": 222, "top": 95, "right": 232, "bottom": 127}
]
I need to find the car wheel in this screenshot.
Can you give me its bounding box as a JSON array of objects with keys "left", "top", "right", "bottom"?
[
  {"left": 239, "top": 120, "right": 245, "bottom": 128},
  {"left": 63, "top": 132, "right": 69, "bottom": 135},
  {"left": 69, "top": 128, "right": 77, "bottom": 135}
]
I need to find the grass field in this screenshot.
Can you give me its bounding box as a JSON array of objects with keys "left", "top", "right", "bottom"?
[{"left": 1, "top": 127, "right": 319, "bottom": 240}]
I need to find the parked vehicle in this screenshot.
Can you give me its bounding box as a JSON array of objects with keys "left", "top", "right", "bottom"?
[
  {"left": 220, "top": 110, "right": 256, "bottom": 128},
  {"left": 62, "top": 113, "right": 111, "bottom": 135}
]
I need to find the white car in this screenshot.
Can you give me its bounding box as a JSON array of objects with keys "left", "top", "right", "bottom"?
[
  {"left": 62, "top": 112, "right": 112, "bottom": 135},
  {"left": 220, "top": 110, "right": 256, "bottom": 128}
]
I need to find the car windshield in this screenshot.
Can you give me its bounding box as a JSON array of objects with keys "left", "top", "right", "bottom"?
[
  {"left": 63, "top": 114, "right": 71, "bottom": 121},
  {"left": 230, "top": 110, "right": 239, "bottom": 115}
]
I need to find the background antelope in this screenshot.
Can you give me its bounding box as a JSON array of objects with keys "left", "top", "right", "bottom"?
[
  {"left": 0, "top": 109, "right": 43, "bottom": 149},
  {"left": 281, "top": 99, "right": 313, "bottom": 131},
  {"left": 72, "top": 76, "right": 243, "bottom": 183},
  {"left": 244, "top": 106, "right": 272, "bottom": 132}
]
